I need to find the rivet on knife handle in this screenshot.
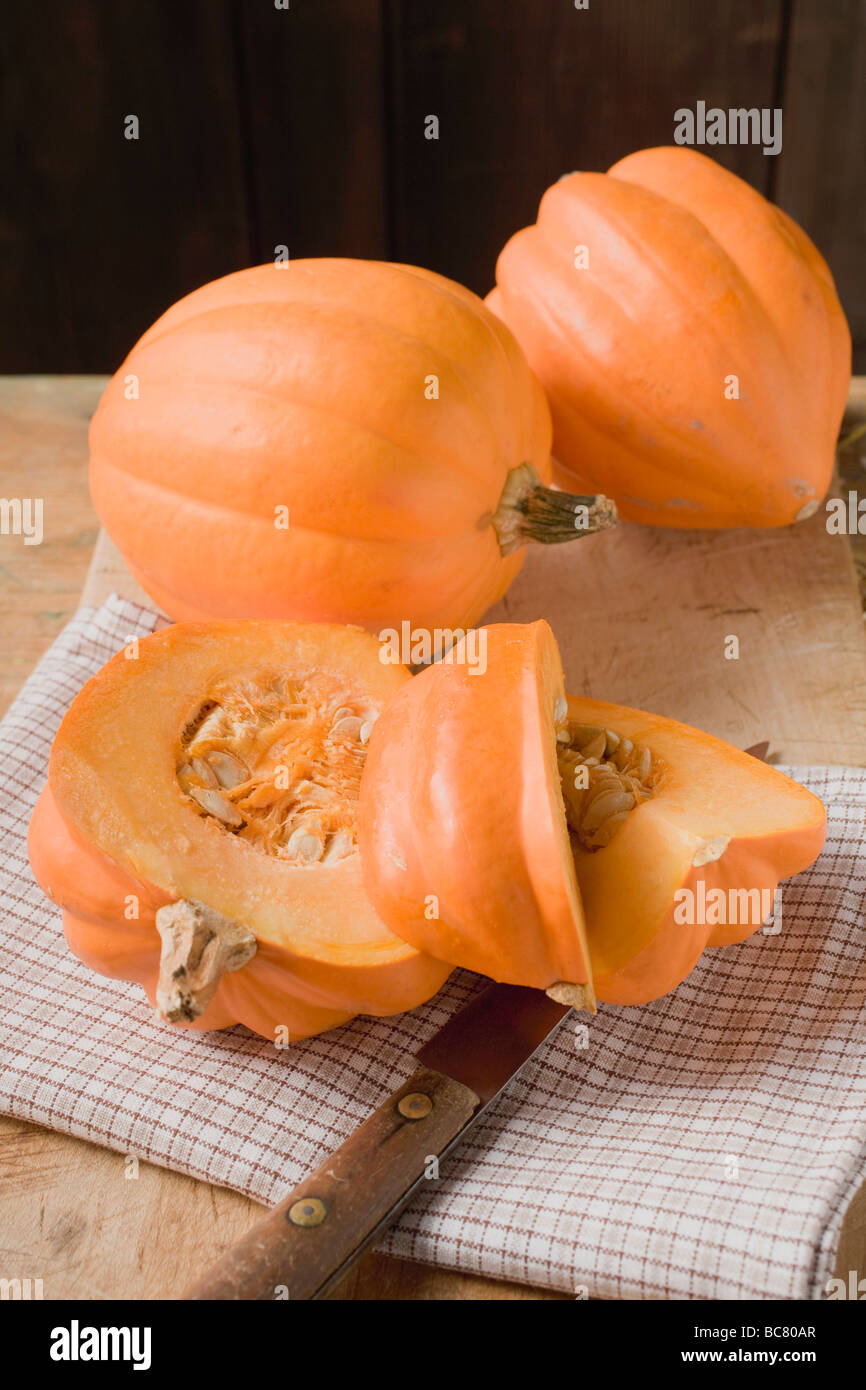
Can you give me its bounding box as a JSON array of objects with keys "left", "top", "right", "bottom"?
[{"left": 183, "top": 1066, "right": 480, "bottom": 1301}]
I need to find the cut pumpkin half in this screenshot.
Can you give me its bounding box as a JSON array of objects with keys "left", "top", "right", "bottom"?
[
  {"left": 358, "top": 621, "right": 826, "bottom": 1006},
  {"left": 28, "top": 621, "right": 452, "bottom": 1040}
]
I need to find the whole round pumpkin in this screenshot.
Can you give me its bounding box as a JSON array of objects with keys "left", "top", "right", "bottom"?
[
  {"left": 90, "top": 259, "right": 614, "bottom": 630},
  {"left": 487, "top": 146, "right": 851, "bottom": 528}
]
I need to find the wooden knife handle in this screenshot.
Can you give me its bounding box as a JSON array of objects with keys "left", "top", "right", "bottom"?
[{"left": 183, "top": 1066, "right": 480, "bottom": 1300}]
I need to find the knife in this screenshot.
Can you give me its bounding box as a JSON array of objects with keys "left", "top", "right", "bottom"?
[{"left": 183, "top": 983, "right": 573, "bottom": 1300}]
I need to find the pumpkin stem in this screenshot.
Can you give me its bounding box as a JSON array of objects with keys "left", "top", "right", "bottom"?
[
  {"left": 546, "top": 981, "right": 596, "bottom": 1014},
  {"left": 492, "top": 463, "right": 617, "bottom": 556},
  {"left": 155, "top": 899, "right": 257, "bottom": 1024}
]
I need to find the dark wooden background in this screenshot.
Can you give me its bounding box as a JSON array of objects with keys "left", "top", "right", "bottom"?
[{"left": 2, "top": 0, "right": 864, "bottom": 372}]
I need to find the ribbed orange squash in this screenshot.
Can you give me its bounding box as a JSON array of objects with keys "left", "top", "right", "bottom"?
[
  {"left": 488, "top": 146, "right": 851, "bottom": 527},
  {"left": 89, "top": 259, "right": 615, "bottom": 631},
  {"left": 28, "top": 622, "right": 452, "bottom": 1041},
  {"left": 356, "top": 622, "right": 594, "bottom": 1006},
  {"left": 358, "top": 621, "right": 826, "bottom": 1005}
]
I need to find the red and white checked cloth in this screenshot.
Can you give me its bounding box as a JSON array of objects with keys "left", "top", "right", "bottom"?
[{"left": 1, "top": 596, "right": 865, "bottom": 1300}]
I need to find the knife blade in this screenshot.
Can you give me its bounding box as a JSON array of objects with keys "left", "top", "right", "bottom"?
[{"left": 183, "top": 983, "right": 573, "bottom": 1300}]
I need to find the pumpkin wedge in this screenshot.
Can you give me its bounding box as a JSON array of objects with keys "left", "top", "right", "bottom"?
[
  {"left": 488, "top": 146, "right": 850, "bottom": 527},
  {"left": 358, "top": 622, "right": 826, "bottom": 1005},
  {"left": 357, "top": 621, "right": 595, "bottom": 1008},
  {"left": 89, "top": 259, "right": 616, "bottom": 632},
  {"left": 28, "top": 622, "right": 452, "bottom": 1040},
  {"left": 558, "top": 697, "right": 826, "bottom": 1003}
]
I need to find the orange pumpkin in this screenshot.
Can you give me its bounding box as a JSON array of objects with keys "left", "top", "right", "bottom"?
[
  {"left": 358, "top": 621, "right": 826, "bottom": 1004},
  {"left": 356, "top": 621, "right": 594, "bottom": 1006},
  {"left": 28, "top": 621, "right": 452, "bottom": 1041},
  {"left": 89, "top": 259, "right": 615, "bottom": 631},
  {"left": 488, "top": 146, "right": 851, "bottom": 528}
]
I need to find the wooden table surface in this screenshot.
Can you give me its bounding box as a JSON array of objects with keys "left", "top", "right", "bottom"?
[{"left": 2, "top": 375, "right": 866, "bottom": 1300}]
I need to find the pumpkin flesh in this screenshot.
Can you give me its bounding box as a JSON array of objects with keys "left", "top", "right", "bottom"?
[{"left": 560, "top": 697, "right": 826, "bottom": 1003}]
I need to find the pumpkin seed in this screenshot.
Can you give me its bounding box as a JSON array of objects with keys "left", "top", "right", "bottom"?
[
  {"left": 593, "top": 811, "right": 631, "bottom": 847},
  {"left": 331, "top": 715, "right": 363, "bottom": 740},
  {"left": 322, "top": 829, "right": 355, "bottom": 863},
  {"left": 558, "top": 719, "right": 656, "bottom": 851},
  {"left": 286, "top": 826, "right": 325, "bottom": 864},
  {"left": 190, "top": 756, "right": 219, "bottom": 788},
  {"left": 177, "top": 673, "right": 379, "bottom": 860},
  {"left": 570, "top": 723, "right": 603, "bottom": 747},
  {"left": 207, "top": 749, "right": 249, "bottom": 789},
  {"left": 582, "top": 731, "right": 607, "bottom": 761},
  {"left": 633, "top": 744, "right": 651, "bottom": 782},
  {"left": 189, "top": 786, "right": 244, "bottom": 827},
  {"left": 580, "top": 787, "right": 635, "bottom": 833}
]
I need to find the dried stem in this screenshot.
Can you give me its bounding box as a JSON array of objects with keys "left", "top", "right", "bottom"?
[
  {"left": 155, "top": 899, "right": 257, "bottom": 1023},
  {"left": 493, "top": 463, "right": 618, "bottom": 557}
]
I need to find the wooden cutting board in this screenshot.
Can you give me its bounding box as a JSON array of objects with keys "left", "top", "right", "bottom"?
[{"left": 2, "top": 375, "right": 865, "bottom": 1299}]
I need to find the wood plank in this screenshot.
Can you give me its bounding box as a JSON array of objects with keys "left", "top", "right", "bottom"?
[
  {"left": 237, "top": 0, "right": 387, "bottom": 263},
  {"left": 386, "top": 0, "right": 785, "bottom": 296},
  {"left": 0, "top": 1115, "right": 544, "bottom": 1301},
  {"left": 0, "top": 377, "right": 105, "bottom": 715},
  {"left": 489, "top": 502, "right": 866, "bottom": 766},
  {"left": 0, "top": 1, "right": 249, "bottom": 372},
  {"left": 775, "top": 0, "right": 866, "bottom": 371}
]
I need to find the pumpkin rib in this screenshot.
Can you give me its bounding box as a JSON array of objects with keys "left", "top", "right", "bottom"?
[
  {"left": 92, "top": 410, "right": 493, "bottom": 539},
  {"left": 534, "top": 180, "right": 794, "bottom": 434},
  {"left": 610, "top": 148, "right": 844, "bottom": 385},
  {"left": 125, "top": 309, "right": 509, "bottom": 497},
  {"left": 500, "top": 248, "right": 779, "bottom": 495},
  {"left": 358, "top": 622, "right": 595, "bottom": 1000},
  {"left": 511, "top": 284, "right": 778, "bottom": 516},
  {"left": 581, "top": 176, "right": 793, "bottom": 371},
  {"left": 133, "top": 281, "right": 531, "bottom": 489},
  {"left": 612, "top": 149, "right": 850, "bottom": 443},
  {"left": 93, "top": 459, "right": 514, "bottom": 631}
]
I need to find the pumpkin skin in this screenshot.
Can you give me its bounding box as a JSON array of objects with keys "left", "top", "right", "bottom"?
[
  {"left": 27, "top": 621, "right": 452, "bottom": 1041},
  {"left": 488, "top": 146, "right": 851, "bottom": 528},
  {"left": 358, "top": 621, "right": 826, "bottom": 1005},
  {"left": 89, "top": 259, "right": 557, "bottom": 632},
  {"left": 357, "top": 621, "right": 594, "bottom": 1005}
]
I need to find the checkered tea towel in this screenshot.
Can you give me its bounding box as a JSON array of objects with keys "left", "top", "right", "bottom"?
[{"left": 1, "top": 596, "right": 865, "bottom": 1300}]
